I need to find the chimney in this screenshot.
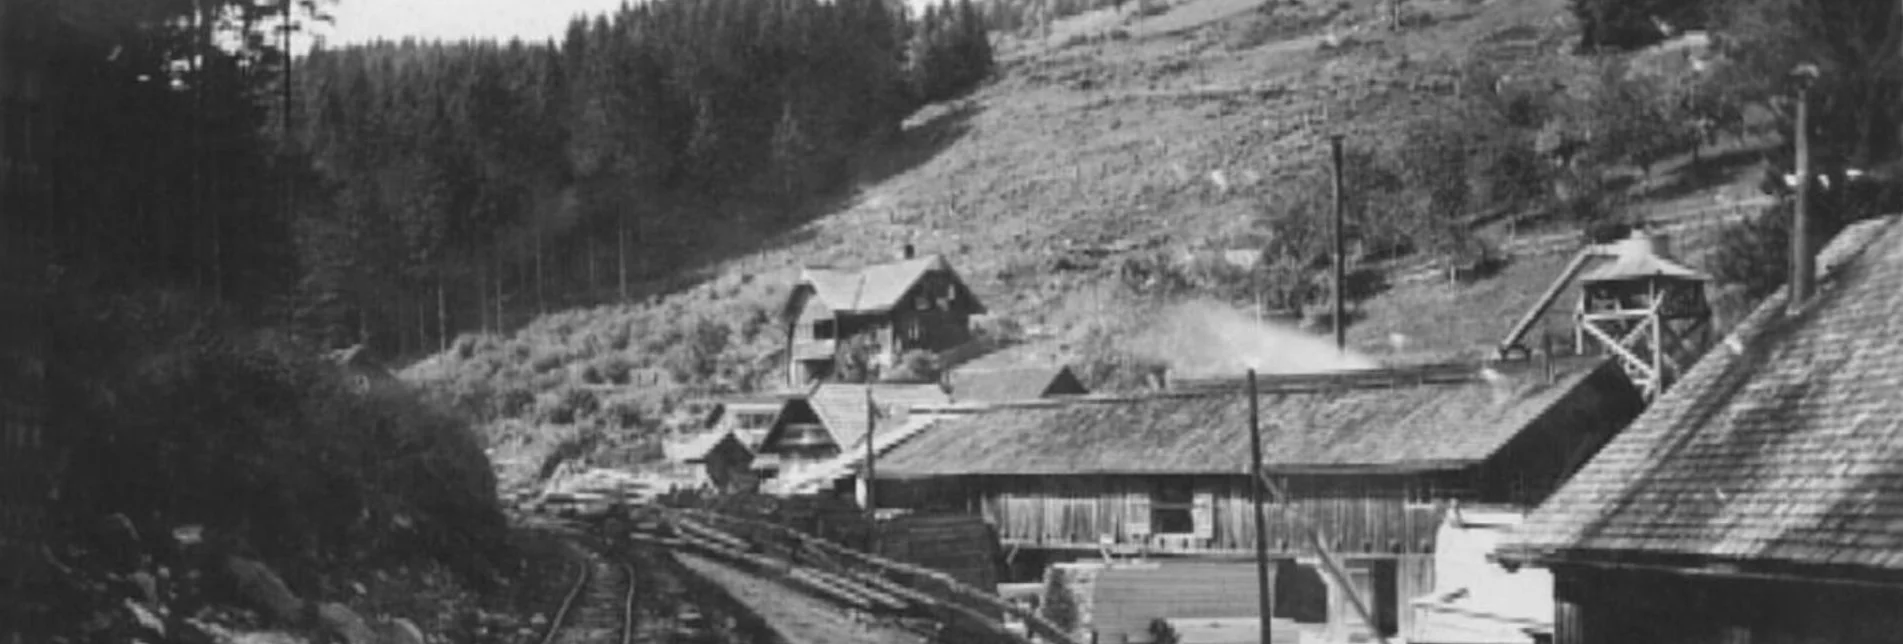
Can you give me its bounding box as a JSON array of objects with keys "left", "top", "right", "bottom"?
[
  {"left": 901, "top": 243, "right": 916, "bottom": 260},
  {"left": 1790, "top": 66, "right": 1817, "bottom": 307}
]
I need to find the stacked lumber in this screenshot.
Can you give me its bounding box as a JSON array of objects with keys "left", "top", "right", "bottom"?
[
  {"left": 877, "top": 514, "right": 1000, "bottom": 592},
  {"left": 1152, "top": 617, "right": 1304, "bottom": 644}
]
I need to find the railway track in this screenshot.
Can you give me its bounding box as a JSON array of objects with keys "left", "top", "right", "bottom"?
[{"left": 540, "top": 543, "right": 638, "bottom": 644}]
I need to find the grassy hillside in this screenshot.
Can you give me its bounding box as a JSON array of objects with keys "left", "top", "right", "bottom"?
[{"left": 402, "top": 0, "right": 1775, "bottom": 487}]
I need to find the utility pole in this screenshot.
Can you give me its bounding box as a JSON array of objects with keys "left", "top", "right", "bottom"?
[
  {"left": 863, "top": 385, "right": 878, "bottom": 554},
  {"left": 1247, "top": 369, "right": 1272, "bottom": 644},
  {"left": 1389, "top": 0, "right": 1400, "bottom": 31},
  {"left": 1791, "top": 65, "right": 1818, "bottom": 306},
  {"left": 1330, "top": 134, "right": 1347, "bottom": 354}
]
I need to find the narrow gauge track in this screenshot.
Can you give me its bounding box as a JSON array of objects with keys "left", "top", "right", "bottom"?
[{"left": 540, "top": 543, "right": 638, "bottom": 644}]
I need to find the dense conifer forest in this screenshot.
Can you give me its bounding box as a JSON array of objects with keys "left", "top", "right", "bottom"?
[{"left": 290, "top": 0, "right": 996, "bottom": 355}]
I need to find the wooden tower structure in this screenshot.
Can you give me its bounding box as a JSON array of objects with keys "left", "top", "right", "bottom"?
[{"left": 1573, "top": 230, "right": 1713, "bottom": 401}]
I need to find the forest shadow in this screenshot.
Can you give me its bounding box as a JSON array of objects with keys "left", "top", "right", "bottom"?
[
  {"left": 515, "top": 101, "right": 988, "bottom": 331},
  {"left": 859, "top": 100, "right": 986, "bottom": 188}
]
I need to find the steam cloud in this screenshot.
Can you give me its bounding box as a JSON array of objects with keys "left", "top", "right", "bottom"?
[{"left": 1128, "top": 298, "right": 1381, "bottom": 378}]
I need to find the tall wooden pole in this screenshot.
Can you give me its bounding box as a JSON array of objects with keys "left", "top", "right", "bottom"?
[
  {"left": 1791, "top": 80, "right": 1814, "bottom": 305},
  {"left": 1248, "top": 369, "right": 1272, "bottom": 644},
  {"left": 864, "top": 385, "right": 878, "bottom": 554},
  {"left": 1330, "top": 134, "right": 1347, "bottom": 353}
]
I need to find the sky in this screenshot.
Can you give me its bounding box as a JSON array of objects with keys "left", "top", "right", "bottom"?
[{"left": 315, "top": 0, "right": 630, "bottom": 46}]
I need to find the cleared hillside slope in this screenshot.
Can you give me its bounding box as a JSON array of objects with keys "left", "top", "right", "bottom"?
[{"left": 403, "top": 0, "right": 1770, "bottom": 486}]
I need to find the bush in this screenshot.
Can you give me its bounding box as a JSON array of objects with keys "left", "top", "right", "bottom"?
[
  {"left": 529, "top": 350, "right": 565, "bottom": 374},
  {"left": 540, "top": 387, "right": 601, "bottom": 425},
  {"left": 495, "top": 386, "right": 536, "bottom": 418},
  {"left": 47, "top": 291, "right": 506, "bottom": 581},
  {"left": 885, "top": 350, "right": 945, "bottom": 383},
  {"left": 1708, "top": 195, "right": 1868, "bottom": 302}
]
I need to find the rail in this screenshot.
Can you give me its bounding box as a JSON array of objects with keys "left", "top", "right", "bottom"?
[{"left": 538, "top": 543, "right": 637, "bottom": 644}]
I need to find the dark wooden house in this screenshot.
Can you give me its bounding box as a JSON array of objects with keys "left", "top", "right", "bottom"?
[
  {"left": 948, "top": 364, "right": 1090, "bottom": 403},
  {"left": 872, "top": 358, "right": 1643, "bottom": 644},
  {"left": 782, "top": 247, "right": 987, "bottom": 388},
  {"left": 1498, "top": 215, "right": 1903, "bottom": 644},
  {"left": 664, "top": 431, "right": 755, "bottom": 492},
  {"left": 750, "top": 382, "right": 952, "bottom": 482}
]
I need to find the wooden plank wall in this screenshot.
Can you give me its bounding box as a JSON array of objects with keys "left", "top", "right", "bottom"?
[{"left": 979, "top": 476, "right": 1447, "bottom": 556}]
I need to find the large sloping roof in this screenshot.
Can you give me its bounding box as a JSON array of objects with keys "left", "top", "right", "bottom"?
[
  {"left": 876, "top": 358, "right": 1630, "bottom": 477},
  {"left": 948, "top": 365, "right": 1088, "bottom": 403},
  {"left": 795, "top": 254, "right": 985, "bottom": 315},
  {"left": 808, "top": 382, "right": 953, "bottom": 450},
  {"left": 1500, "top": 215, "right": 1903, "bottom": 574},
  {"left": 665, "top": 431, "right": 743, "bottom": 463}
]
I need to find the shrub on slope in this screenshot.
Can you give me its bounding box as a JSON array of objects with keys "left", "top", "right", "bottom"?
[{"left": 48, "top": 289, "right": 507, "bottom": 583}]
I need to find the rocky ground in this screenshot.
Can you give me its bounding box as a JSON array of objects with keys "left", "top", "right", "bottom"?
[{"left": 20, "top": 514, "right": 582, "bottom": 644}]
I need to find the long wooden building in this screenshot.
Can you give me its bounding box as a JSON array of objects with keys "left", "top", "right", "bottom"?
[
  {"left": 871, "top": 358, "right": 1644, "bottom": 644},
  {"left": 1498, "top": 215, "right": 1903, "bottom": 644}
]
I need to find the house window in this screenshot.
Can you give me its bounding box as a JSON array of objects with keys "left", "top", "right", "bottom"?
[
  {"left": 813, "top": 319, "right": 835, "bottom": 340},
  {"left": 1152, "top": 479, "right": 1196, "bottom": 535}
]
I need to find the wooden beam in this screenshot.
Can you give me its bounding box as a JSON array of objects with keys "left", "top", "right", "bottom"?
[{"left": 1256, "top": 472, "right": 1391, "bottom": 644}]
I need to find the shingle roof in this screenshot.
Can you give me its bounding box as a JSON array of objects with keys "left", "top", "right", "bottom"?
[
  {"left": 876, "top": 358, "right": 1631, "bottom": 477},
  {"left": 765, "top": 411, "right": 975, "bottom": 495},
  {"left": 1499, "top": 215, "right": 1903, "bottom": 574},
  {"left": 948, "top": 365, "right": 1087, "bottom": 403},
  {"left": 1579, "top": 232, "right": 1710, "bottom": 283},
  {"left": 808, "top": 382, "right": 953, "bottom": 450},
  {"left": 796, "top": 254, "right": 985, "bottom": 314},
  {"left": 665, "top": 431, "right": 741, "bottom": 463}
]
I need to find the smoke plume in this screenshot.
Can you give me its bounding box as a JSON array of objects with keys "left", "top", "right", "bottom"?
[{"left": 1128, "top": 298, "right": 1380, "bottom": 378}]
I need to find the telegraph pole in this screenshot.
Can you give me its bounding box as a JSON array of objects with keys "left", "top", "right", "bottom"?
[
  {"left": 1330, "top": 134, "right": 1348, "bottom": 353},
  {"left": 1248, "top": 369, "right": 1272, "bottom": 644},
  {"left": 864, "top": 385, "right": 878, "bottom": 553}
]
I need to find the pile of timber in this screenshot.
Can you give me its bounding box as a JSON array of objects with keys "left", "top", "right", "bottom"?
[
  {"left": 876, "top": 514, "right": 1000, "bottom": 593},
  {"left": 1152, "top": 617, "right": 1304, "bottom": 644},
  {"left": 666, "top": 514, "right": 931, "bottom": 620},
  {"left": 674, "top": 508, "right": 1078, "bottom": 644}
]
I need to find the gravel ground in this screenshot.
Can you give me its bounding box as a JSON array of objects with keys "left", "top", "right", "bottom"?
[{"left": 672, "top": 552, "right": 933, "bottom": 644}]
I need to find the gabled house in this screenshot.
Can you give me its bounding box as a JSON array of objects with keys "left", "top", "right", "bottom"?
[
  {"left": 750, "top": 382, "right": 952, "bottom": 482},
  {"left": 1495, "top": 215, "right": 1903, "bottom": 644},
  {"left": 782, "top": 245, "right": 987, "bottom": 388},
  {"left": 695, "top": 393, "right": 801, "bottom": 452},
  {"left": 869, "top": 358, "right": 1643, "bottom": 644},
  {"left": 948, "top": 364, "right": 1090, "bottom": 403},
  {"left": 662, "top": 430, "right": 755, "bottom": 492}
]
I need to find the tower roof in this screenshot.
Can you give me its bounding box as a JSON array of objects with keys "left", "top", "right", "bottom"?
[{"left": 1580, "top": 230, "right": 1710, "bottom": 283}]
